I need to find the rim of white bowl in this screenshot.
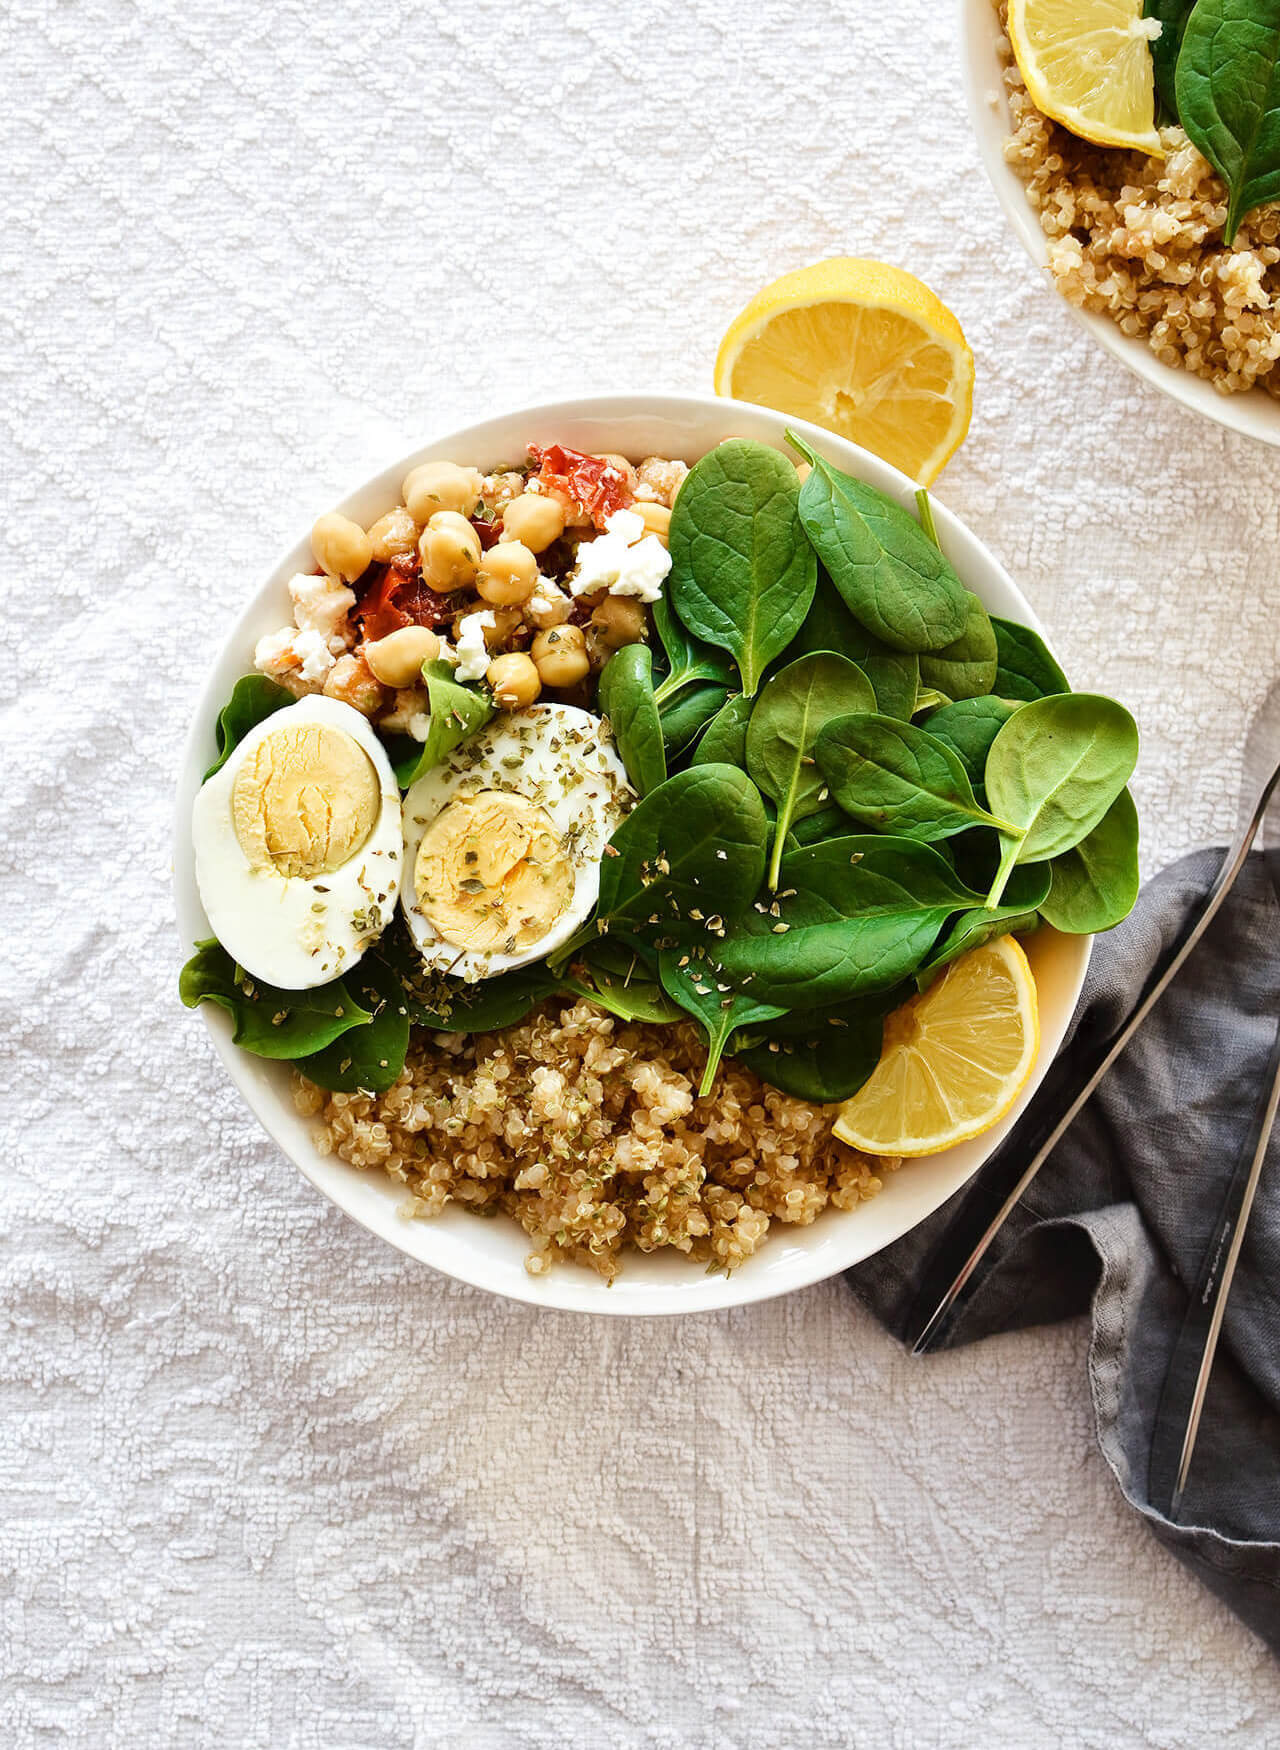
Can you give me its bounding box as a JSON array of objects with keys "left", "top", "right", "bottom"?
[
  {"left": 958, "top": 0, "right": 1280, "bottom": 448},
  {"left": 173, "top": 390, "right": 1091, "bottom": 1316}
]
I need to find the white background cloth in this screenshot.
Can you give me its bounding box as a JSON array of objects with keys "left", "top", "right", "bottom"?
[{"left": 4, "top": 0, "right": 1279, "bottom": 1742}]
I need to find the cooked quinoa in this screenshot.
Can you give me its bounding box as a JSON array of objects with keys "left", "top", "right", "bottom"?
[
  {"left": 996, "top": 2, "right": 1280, "bottom": 397},
  {"left": 295, "top": 999, "right": 894, "bottom": 1280}
]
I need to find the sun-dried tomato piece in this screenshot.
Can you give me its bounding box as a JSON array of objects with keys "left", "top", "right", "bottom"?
[
  {"left": 529, "top": 443, "right": 634, "bottom": 530},
  {"left": 356, "top": 557, "right": 453, "bottom": 643},
  {"left": 469, "top": 514, "right": 504, "bottom": 552}
]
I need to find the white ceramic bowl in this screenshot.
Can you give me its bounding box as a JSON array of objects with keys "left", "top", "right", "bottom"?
[
  {"left": 960, "top": 0, "right": 1280, "bottom": 448},
  {"left": 174, "top": 392, "right": 1090, "bottom": 1316}
]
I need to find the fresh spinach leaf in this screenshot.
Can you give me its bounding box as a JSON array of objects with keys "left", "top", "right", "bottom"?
[
  {"left": 179, "top": 939, "right": 373, "bottom": 1058},
  {"left": 203, "top": 675, "right": 294, "bottom": 781},
  {"left": 789, "top": 431, "right": 969, "bottom": 654},
  {"left": 913, "top": 687, "right": 951, "bottom": 715},
  {"left": 391, "top": 660, "right": 495, "bottom": 789},
  {"left": 745, "top": 652, "right": 877, "bottom": 888},
  {"left": 991, "top": 617, "right": 1071, "bottom": 702},
  {"left": 658, "top": 681, "right": 732, "bottom": 757},
  {"left": 651, "top": 588, "right": 735, "bottom": 704},
  {"left": 715, "top": 835, "right": 982, "bottom": 1006},
  {"left": 1176, "top": 0, "right": 1280, "bottom": 242},
  {"left": 1039, "top": 787, "right": 1141, "bottom": 934},
  {"left": 733, "top": 987, "right": 902, "bottom": 1103},
  {"left": 668, "top": 440, "right": 816, "bottom": 697},
  {"left": 791, "top": 569, "right": 920, "bottom": 720},
  {"left": 657, "top": 948, "right": 786, "bottom": 1095},
  {"left": 785, "top": 803, "right": 850, "bottom": 849},
  {"left": 984, "top": 693, "right": 1140, "bottom": 905},
  {"left": 599, "top": 643, "right": 667, "bottom": 797},
  {"left": 914, "top": 486, "right": 941, "bottom": 548},
  {"left": 917, "top": 591, "right": 998, "bottom": 702},
  {"left": 408, "top": 967, "right": 559, "bottom": 1032},
  {"left": 925, "top": 695, "right": 1023, "bottom": 798},
  {"left": 914, "top": 865, "right": 1051, "bottom": 987},
  {"left": 1146, "top": 0, "right": 1195, "bottom": 122},
  {"left": 563, "top": 939, "right": 684, "bottom": 1023},
  {"left": 596, "top": 763, "right": 770, "bottom": 942},
  {"left": 815, "top": 713, "right": 1011, "bottom": 842},
  {"left": 692, "top": 692, "right": 752, "bottom": 767},
  {"left": 296, "top": 949, "right": 410, "bottom": 1092},
  {"left": 367, "top": 921, "right": 559, "bottom": 1031}
]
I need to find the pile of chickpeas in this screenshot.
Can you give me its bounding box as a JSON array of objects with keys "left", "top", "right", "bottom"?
[{"left": 307, "top": 454, "right": 675, "bottom": 716}]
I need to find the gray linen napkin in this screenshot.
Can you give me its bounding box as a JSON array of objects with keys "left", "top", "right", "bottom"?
[{"left": 847, "top": 848, "right": 1280, "bottom": 1653}]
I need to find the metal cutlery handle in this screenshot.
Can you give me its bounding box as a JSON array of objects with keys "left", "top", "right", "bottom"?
[{"left": 906, "top": 756, "right": 1280, "bottom": 1357}]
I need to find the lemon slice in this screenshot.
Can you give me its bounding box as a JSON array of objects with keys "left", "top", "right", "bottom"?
[
  {"left": 832, "top": 937, "right": 1040, "bottom": 1158},
  {"left": 713, "top": 258, "right": 974, "bottom": 487},
  {"left": 1007, "top": 0, "right": 1163, "bottom": 156}
]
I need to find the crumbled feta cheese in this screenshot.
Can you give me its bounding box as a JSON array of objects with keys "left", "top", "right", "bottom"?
[
  {"left": 454, "top": 611, "right": 495, "bottom": 682},
  {"left": 603, "top": 508, "right": 645, "bottom": 544},
  {"left": 254, "top": 627, "right": 296, "bottom": 677},
  {"left": 568, "top": 509, "right": 672, "bottom": 604},
  {"left": 288, "top": 571, "right": 355, "bottom": 652},
  {"left": 435, "top": 639, "right": 458, "bottom": 667},
  {"left": 292, "top": 627, "right": 335, "bottom": 683},
  {"left": 408, "top": 712, "right": 431, "bottom": 741}
]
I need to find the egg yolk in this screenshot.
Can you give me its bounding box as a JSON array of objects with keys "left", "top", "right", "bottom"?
[
  {"left": 414, "top": 789, "right": 576, "bottom": 954},
  {"left": 232, "top": 722, "right": 381, "bottom": 878}
]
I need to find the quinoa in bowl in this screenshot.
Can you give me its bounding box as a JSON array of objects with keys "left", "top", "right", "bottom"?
[{"left": 174, "top": 395, "right": 1102, "bottom": 1314}]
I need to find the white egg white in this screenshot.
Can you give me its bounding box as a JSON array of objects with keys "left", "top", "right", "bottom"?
[
  {"left": 400, "top": 703, "right": 632, "bottom": 982},
  {"left": 192, "top": 694, "right": 402, "bottom": 990}
]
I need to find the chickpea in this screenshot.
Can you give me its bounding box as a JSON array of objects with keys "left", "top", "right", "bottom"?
[
  {"left": 591, "top": 595, "right": 648, "bottom": 649},
  {"left": 598, "top": 451, "right": 638, "bottom": 494},
  {"left": 525, "top": 582, "right": 572, "bottom": 631},
  {"left": 483, "top": 605, "right": 524, "bottom": 649},
  {"left": 795, "top": 461, "right": 812, "bottom": 486},
  {"left": 531, "top": 623, "right": 590, "bottom": 689},
  {"left": 632, "top": 501, "right": 671, "bottom": 544},
  {"left": 311, "top": 512, "right": 373, "bottom": 583},
  {"left": 476, "top": 539, "right": 538, "bottom": 606},
  {"left": 323, "top": 652, "right": 387, "bottom": 717},
  {"left": 366, "top": 505, "right": 419, "bottom": 561},
  {"left": 419, "top": 511, "right": 481, "bottom": 590},
  {"left": 551, "top": 485, "right": 593, "bottom": 531},
  {"left": 363, "top": 625, "right": 441, "bottom": 688},
  {"left": 486, "top": 652, "right": 542, "bottom": 709},
  {"left": 501, "top": 491, "right": 566, "bottom": 553},
  {"left": 402, "top": 461, "right": 483, "bottom": 523}
]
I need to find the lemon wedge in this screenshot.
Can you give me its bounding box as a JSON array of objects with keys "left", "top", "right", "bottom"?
[
  {"left": 1007, "top": 0, "right": 1163, "bottom": 156},
  {"left": 713, "top": 258, "right": 974, "bottom": 487},
  {"left": 832, "top": 937, "right": 1040, "bottom": 1158}
]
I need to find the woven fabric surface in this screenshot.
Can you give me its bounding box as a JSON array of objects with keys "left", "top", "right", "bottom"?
[{"left": 3, "top": 0, "right": 1280, "bottom": 1743}]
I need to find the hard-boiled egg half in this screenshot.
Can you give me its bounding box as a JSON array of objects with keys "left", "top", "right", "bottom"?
[
  {"left": 192, "top": 695, "right": 401, "bottom": 989},
  {"left": 401, "top": 703, "right": 631, "bottom": 982}
]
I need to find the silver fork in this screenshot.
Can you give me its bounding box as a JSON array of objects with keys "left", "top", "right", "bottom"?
[{"left": 907, "top": 679, "right": 1280, "bottom": 1359}]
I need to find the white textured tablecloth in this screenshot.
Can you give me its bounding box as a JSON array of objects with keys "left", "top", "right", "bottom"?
[{"left": 5, "top": 0, "right": 1279, "bottom": 1742}]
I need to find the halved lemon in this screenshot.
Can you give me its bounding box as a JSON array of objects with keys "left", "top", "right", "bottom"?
[
  {"left": 1007, "top": 0, "right": 1163, "bottom": 156},
  {"left": 713, "top": 258, "right": 974, "bottom": 487},
  {"left": 832, "top": 937, "right": 1040, "bottom": 1158}
]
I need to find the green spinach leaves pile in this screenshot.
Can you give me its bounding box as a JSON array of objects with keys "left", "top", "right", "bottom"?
[
  {"left": 184, "top": 436, "right": 1139, "bottom": 1107},
  {"left": 554, "top": 435, "right": 1138, "bottom": 1101},
  {"left": 1144, "top": 0, "right": 1280, "bottom": 241}
]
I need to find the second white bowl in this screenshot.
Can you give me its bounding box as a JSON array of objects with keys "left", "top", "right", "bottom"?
[{"left": 959, "top": 0, "right": 1280, "bottom": 448}]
